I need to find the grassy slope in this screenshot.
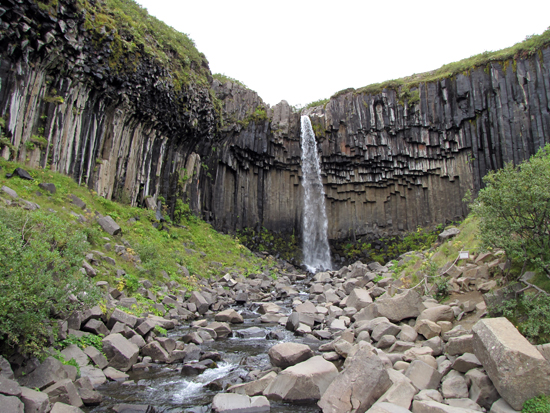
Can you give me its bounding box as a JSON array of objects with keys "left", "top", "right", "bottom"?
[{"left": 0, "top": 158, "right": 267, "bottom": 291}]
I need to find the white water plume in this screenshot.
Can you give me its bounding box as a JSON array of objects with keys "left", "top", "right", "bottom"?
[{"left": 300, "top": 115, "right": 332, "bottom": 272}]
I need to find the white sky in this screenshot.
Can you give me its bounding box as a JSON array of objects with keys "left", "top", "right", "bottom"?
[{"left": 134, "top": 0, "right": 550, "bottom": 107}]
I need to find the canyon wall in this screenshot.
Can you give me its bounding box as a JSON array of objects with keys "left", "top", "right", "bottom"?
[
  {"left": 1, "top": 0, "right": 549, "bottom": 242},
  {"left": 205, "top": 49, "right": 550, "bottom": 240}
]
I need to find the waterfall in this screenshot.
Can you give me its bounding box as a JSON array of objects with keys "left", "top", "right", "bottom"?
[{"left": 300, "top": 115, "right": 332, "bottom": 272}]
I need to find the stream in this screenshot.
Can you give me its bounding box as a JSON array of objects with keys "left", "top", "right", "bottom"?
[{"left": 89, "top": 281, "right": 323, "bottom": 412}]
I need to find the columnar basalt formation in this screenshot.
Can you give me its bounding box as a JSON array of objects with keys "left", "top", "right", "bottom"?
[{"left": 1, "top": 0, "right": 549, "bottom": 242}]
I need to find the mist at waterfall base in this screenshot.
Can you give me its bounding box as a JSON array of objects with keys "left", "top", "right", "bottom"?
[{"left": 300, "top": 116, "right": 332, "bottom": 273}]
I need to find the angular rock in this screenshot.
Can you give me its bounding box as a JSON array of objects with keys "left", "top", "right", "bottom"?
[
  {"left": 79, "top": 366, "right": 106, "bottom": 388},
  {"left": 20, "top": 386, "right": 51, "bottom": 413},
  {"left": 0, "top": 356, "right": 14, "bottom": 379},
  {"left": 466, "top": 369, "right": 499, "bottom": 410},
  {"left": 0, "top": 376, "right": 21, "bottom": 396},
  {"left": 228, "top": 372, "right": 277, "bottom": 396},
  {"left": 97, "top": 215, "right": 121, "bottom": 236},
  {"left": 264, "top": 356, "right": 337, "bottom": 402},
  {"left": 376, "top": 290, "right": 423, "bottom": 322},
  {"left": 215, "top": 309, "right": 244, "bottom": 324},
  {"left": 405, "top": 360, "right": 443, "bottom": 390},
  {"left": 441, "top": 371, "right": 469, "bottom": 399},
  {"left": 416, "top": 319, "right": 442, "bottom": 339},
  {"left": 43, "top": 379, "right": 83, "bottom": 408},
  {"left": 234, "top": 327, "right": 266, "bottom": 339},
  {"left": 347, "top": 288, "right": 373, "bottom": 310},
  {"left": 416, "top": 306, "right": 454, "bottom": 324},
  {"left": 0, "top": 394, "right": 24, "bottom": 413},
  {"left": 141, "top": 341, "right": 170, "bottom": 363},
  {"left": 452, "top": 353, "right": 481, "bottom": 373},
  {"left": 60, "top": 345, "right": 89, "bottom": 368},
  {"left": 377, "top": 368, "right": 417, "bottom": 409},
  {"left": 472, "top": 318, "right": 550, "bottom": 410},
  {"left": 189, "top": 291, "right": 210, "bottom": 314},
  {"left": 318, "top": 349, "right": 391, "bottom": 412},
  {"left": 18, "top": 357, "right": 67, "bottom": 390},
  {"left": 412, "top": 399, "right": 474, "bottom": 413},
  {"left": 49, "top": 402, "right": 86, "bottom": 413},
  {"left": 489, "top": 399, "right": 520, "bottom": 413},
  {"left": 82, "top": 319, "right": 109, "bottom": 336},
  {"left": 103, "top": 367, "right": 129, "bottom": 382},
  {"left": 368, "top": 402, "right": 413, "bottom": 413},
  {"left": 207, "top": 322, "right": 232, "bottom": 338},
  {"left": 211, "top": 393, "right": 270, "bottom": 413},
  {"left": 107, "top": 309, "right": 138, "bottom": 329},
  {"left": 446, "top": 335, "right": 473, "bottom": 356},
  {"left": 102, "top": 334, "right": 139, "bottom": 372},
  {"left": 268, "top": 342, "right": 313, "bottom": 368}
]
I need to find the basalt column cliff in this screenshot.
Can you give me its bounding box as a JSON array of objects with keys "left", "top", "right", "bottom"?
[
  {"left": 204, "top": 49, "right": 550, "bottom": 240},
  {"left": 1, "top": 0, "right": 549, "bottom": 241}
]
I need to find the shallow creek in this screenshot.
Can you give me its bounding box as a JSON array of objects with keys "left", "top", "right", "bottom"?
[{"left": 89, "top": 285, "right": 324, "bottom": 412}]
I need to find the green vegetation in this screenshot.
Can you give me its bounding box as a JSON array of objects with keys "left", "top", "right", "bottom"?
[
  {"left": 523, "top": 395, "right": 550, "bottom": 413},
  {"left": 58, "top": 333, "right": 104, "bottom": 353},
  {"left": 0, "top": 157, "right": 270, "bottom": 356},
  {"left": 471, "top": 144, "right": 550, "bottom": 278},
  {"left": 305, "top": 98, "right": 330, "bottom": 109},
  {"left": 490, "top": 291, "right": 550, "bottom": 345},
  {"left": 238, "top": 227, "right": 301, "bottom": 266},
  {"left": 36, "top": 0, "right": 210, "bottom": 88},
  {"left": 0, "top": 207, "right": 100, "bottom": 356},
  {"left": 212, "top": 73, "right": 248, "bottom": 89}
]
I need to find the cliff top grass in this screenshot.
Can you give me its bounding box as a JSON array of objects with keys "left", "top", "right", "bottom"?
[
  {"left": 0, "top": 158, "right": 267, "bottom": 291},
  {"left": 326, "top": 27, "right": 550, "bottom": 102},
  {"left": 212, "top": 73, "right": 249, "bottom": 89},
  {"left": 36, "top": 0, "right": 211, "bottom": 87}
]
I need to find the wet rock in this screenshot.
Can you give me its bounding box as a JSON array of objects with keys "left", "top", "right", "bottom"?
[
  {"left": 227, "top": 372, "right": 277, "bottom": 396},
  {"left": 318, "top": 349, "right": 391, "bottom": 412},
  {"left": 181, "top": 359, "right": 217, "bottom": 375},
  {"left": 103, "top": 367, "right": 129, "bottom": 382},
  {"left": 234, "top": 327, "right": 266, "bottom": 339},
  {"left": 452, "top": 353, "right": 481, "bottom": 373},
  {"left": 268, "top": 342, "right": 313, "bottom": 368},
  {"left": 206, "top": 322, "right": 232, "bottom": 338},
  {"left": 472, "top": 318, "right": 550, "bottom": 410},
  {"left": 264, "top": 356, "right": 337, "bottom": 402}
]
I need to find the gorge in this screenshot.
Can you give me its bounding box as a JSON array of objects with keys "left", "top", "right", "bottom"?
[{"left": 1, "top": 0, "right": 550, "bottom": 252}]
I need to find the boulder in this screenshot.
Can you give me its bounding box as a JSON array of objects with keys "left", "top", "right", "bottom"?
[
  {"left": 0, "top": 394, "right": 24, "bottom": 413},
  {"left": 107, "top": 308, "right": 138, "bottom": 329},
  {"left": 43, "top": 379, "right": 83, "bottom": 408},
  {"left": 466, "top": 369, "right": 499, "bottom": 410},
  {"left": 472, "top": 318, "right": 550, "bottom": 410},
  {"left": 79, "top": 366, "right": 106, "bottom": 388},
  {"left": 416, "top": 306, "right": 454, "bottom": 324},
  {"left": 264, "top": 356, "right": 337, "bottom": 402},
  {"left": 404, "top": 360, "right": 443, "bottom": 390},
  {"left": 228, "top": 372, "right": 277, "bottom": 396},
  {"left": 211, "top": 393, "right": 270, "bottom": 412},
  {"left": 0, "top": 356, "right": 14, "bottom": 379},
  {"left": 441, "top": 371, "right": 469, "bottom": 399},
  {"left": 452, "top": 353, "right": 481, "bottom": 373},
  {"left": 189, "top": 291, "right": 210, "bottom": 314},
  {"left": 347, "top": 288, "right": 373, "bottom": 310},
  {"left": 60, "top": 345, "right": 89, "bottom": 368},
  {"left": 102, "top": 334, "right": 139, "bottom": 372},
  {"left": 412, "top": 399, "right": 475, "bottom": 413},
  {"left": 215, "top": 309, "right": 244, "bottom": 324},
  {"left": 446, "top": 335, "right": 473, "bottom": 356},
  {"left": 141, "top": 341, "right": 170, "bottom": 363},
  {"left": 415, "top": 319, "right": 442, "bottom": 339},
  {"left": 97, "top": 215, "right": 121, "bottom": 236},
  {"left": 234, "top": 327, "right": 266, "bottom": 339},
  {"left": 206, "top": 322, "right": 232, "bottom": 338},
  {"left": 318, "top": 349, "right": 391, "bottom": 413},
  {"left": 20, "top": 386, "right": 51, "bottom": 412},
  {"left": 367, "top": 402, "right": 413, "bottom": 413},
  {"left": 438, "top": 227, "right": 460, "bottom": 242},
  {"left": 49, "top": 402, "right": 86, "bottom": 413},
  {"left": 268, "top": 342, "right": 313, "bottom": 368},
  {"left": 376, "top": 290, "right": 423, "bottom": 322},
  {"left": 377, "top": 368, "right": 417, "bottom": 409},
  {"left": 18, "top": 357, "right": 67, "bottom": 390},
  {"left": 489, "top": 399, "right": 520, "bottom": 413},
  {"left": 0, "top": 376, "right": 21, "bottom": 397}
]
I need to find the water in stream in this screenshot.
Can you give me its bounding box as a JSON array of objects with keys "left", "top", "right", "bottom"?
[
  {"left": 300, "top": 115, "right": 332, "bottom": 272},
  {"left": 89, "top": 285, "right": 322, "bottom": 412}
]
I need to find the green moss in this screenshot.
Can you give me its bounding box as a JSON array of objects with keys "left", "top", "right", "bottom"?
[
  {"left": 212, "top": 73, "right": 248, "bottom": 89},
  {"left": 305, "top": 98, "right": 330, "bottom": 109}
]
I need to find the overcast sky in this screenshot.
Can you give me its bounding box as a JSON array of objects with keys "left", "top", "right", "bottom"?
[{"left": 135, "top": 0, "right": 550, "bottom": 107}]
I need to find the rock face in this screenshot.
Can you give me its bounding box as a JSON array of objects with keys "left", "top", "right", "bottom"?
[
  {"left": 472, "top": 318, "right": 550, "bottom": 410},
  {"left": 1, "top": 0, "right": 550, "bottom": 243},
  {"left": 318, "top": 349, "right": 391, "bottom": 412}
]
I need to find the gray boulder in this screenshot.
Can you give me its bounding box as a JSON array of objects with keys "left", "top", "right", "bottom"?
[
  {"left": 0, "top": 356, "right": 14, "bottom": 379},
  {"left": 211, "top": 393, "right": 270, "bottom": 412},
  {"left": 215, "top": 309, "right": 244, "bottom": 324},
  {"left": 347, "top": 288, "right": 373, "bottom": 310},
  {"left": 102, "top": 333, "right": 139, "bottom": 372},
  {"left": 97, "top": 215, "right": 121, "bottom": 236},
  {"left": 20, "top": 386, "right": 51, "bottom": 412},
  {"left": 43, "top": 379, "right": 83, "bottom": 408},
  {"left": 472, "top": 318, "right": 550, "bottom": 410},
  {"left": 318, "top": 349, "right": 391, "bottom": 412},
  {"left": 376, "top": 290, "right": 424, "bottom": 322},
  {"left": 268, "top": 342, "right": 313, "bottom": 368},
  {"left": 18, "top": 357, "right": 67, "bottom": 390},
  {"left": 0, "top": 394, "right": 24, "bottom": 413},
  {"left": 264, "top": 356, "right": 337, "bottom": 402}
]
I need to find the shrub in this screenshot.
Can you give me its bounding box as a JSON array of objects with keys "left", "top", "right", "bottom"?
[
  {"left": 0, "top": 208, "right": 100, "bottom": 356},
  {"left": 471, "top": 144, "right": 550, "bottom": 277},
  {"left": 523, "top": 395, "right": 550, "bottom": 413}
]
